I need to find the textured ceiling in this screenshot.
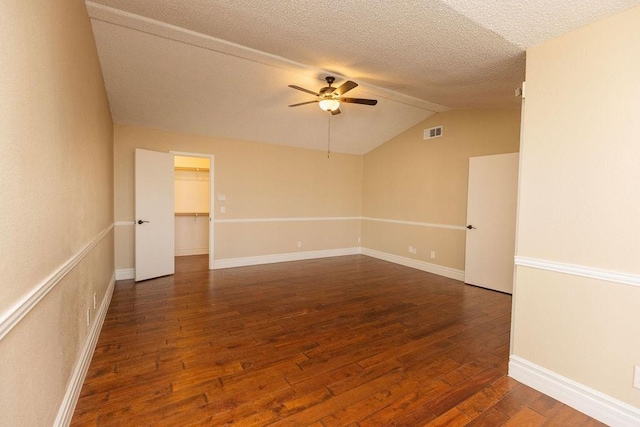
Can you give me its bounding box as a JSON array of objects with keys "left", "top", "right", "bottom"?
[
  {"left": 441, "top": 0, "right": 639, "bottom": 48},
  {"left": 86, "top": 0, "right": 639, "bottom": 154}
]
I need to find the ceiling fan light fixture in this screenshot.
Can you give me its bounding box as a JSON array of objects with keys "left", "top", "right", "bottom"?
[{"left": 319, "top": 99, "right": 340, "bottom": 112}]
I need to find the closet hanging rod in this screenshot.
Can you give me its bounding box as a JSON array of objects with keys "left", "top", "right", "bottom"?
[
  {"left": 175, "top": 212, "right": 209, "bottom": 217},
  {"left": 174, "top": 166, "right": 210, "bottom": 172}
]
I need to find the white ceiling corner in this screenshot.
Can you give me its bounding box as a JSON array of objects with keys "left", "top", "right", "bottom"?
[{"left": 440, "top": 0, "right": 640, "bottom": 48}]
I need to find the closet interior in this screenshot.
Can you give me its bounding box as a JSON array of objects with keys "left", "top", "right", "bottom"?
[{"left": 174, "top": 155, "right": 210, "bottom": 257}]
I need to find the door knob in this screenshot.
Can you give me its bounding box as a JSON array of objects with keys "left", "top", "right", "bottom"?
[
  {"left": 466, "top": 225, "right": 476, "bottom": 229},
  {"left": 137, "top": 220, "right": 150, "bottom": 225}
]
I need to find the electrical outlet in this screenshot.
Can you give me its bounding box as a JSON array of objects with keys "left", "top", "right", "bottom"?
[
  {"left": 297, "top": 241, "right": 302, "bottom": 248},
  {"left": 357, "top": 237, "right": 361, "bottom": 245},
  {"left": 408, "top": 246, "right": 417, "bottom": 254},
  {"left": 220, "top": 206, "right": 226, "bottom": 214},
  {"left": 634, "top": 366, "right": 640, "bottom": 389},
  {"left": 93, "top": 292, "right": 97, "bottom": 309},
  {"left": 86, "top": 308, "right": 90, "bottom": 326},
  {"left": 430, "top": 251, "right": 436, "bottom": 259}
]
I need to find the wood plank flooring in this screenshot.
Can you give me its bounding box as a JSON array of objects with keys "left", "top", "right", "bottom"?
[{"left": 72, "top": 255, "right": 604, "bottom": 426}]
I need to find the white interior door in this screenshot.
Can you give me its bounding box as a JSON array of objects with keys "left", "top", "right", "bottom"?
[
  {"left": 135, "top": 148, "right": 175, "bottom": 281},
  {"left": 464, "top": 153, "right": 519, "bottom": 293}
]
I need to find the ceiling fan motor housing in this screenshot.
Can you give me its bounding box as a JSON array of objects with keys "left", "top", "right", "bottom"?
[
  {"left": 320, "top": 77, "right": 336, "bottom": 97},
  {"left": 319, "top": 87, "right": 334, "bottom": 96}
]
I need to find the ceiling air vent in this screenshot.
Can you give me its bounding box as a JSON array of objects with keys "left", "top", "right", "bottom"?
[{"left": 423, "top": 126, "right": 443, "bottom": 140}]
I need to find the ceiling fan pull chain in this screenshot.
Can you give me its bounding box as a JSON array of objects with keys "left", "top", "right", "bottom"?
[{"left": 327, "top": 112, "right": 331, "bottom": 159}]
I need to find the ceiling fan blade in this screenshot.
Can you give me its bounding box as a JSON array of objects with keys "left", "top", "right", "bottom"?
[
  {"left": 334, "top": 80, "right": 358, "bottom": 96},
  {"left": 331, "top": 108, "right": 341, "bottom": 115},
  {"left": 340, "top": 97, "right": 378, "bottom": 106},
  {"left": 289, "top": 100, "right": 319, "bottom": 107},
  {"left": 288, "top": 85, "right": 319, "bottom": 96}
]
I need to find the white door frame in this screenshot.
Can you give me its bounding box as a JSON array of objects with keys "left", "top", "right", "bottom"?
[
  {"left": 510, "top": 89, "right": 526, "bottom": 356},
  {"left": 171, "top": 150, "right": 215, "bottom": 270}
]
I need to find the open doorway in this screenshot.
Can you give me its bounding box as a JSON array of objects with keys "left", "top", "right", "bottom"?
[{"left": 172, "top": 152, "right": 215, "bottom": 270}]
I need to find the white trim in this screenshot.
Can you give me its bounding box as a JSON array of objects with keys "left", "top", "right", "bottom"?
[
  {"left": 515, "top": 256, "right": 640, "bottom": 288},
  {"left": 509, "top": 355, "right": 640, "bottom": 427},
  {"left": 213, "top": 247, "right": 360, "bottom": 269},
  {"left": 361, "top": 248, "right": 465, "bottom": 281},
  {"left": 170, "top": 150, "right": 214, "bottom": 159},
  {"left": 121, "top": 246, "right": 465, "bottom": 280},
  {"left": 119, "top": 215, "right": 464, "bottom": 229},
  {"left": 54, "top": 273, "right": 115, "bottom": 427},
  {"left": 0, "top": 224, "right": 114, "bottom": 341},
  {"left": 214, "top": 216, "right": 360, "bottom": 224},
  {"left": 175, "top": 248, "right": 209, "bottom": 257},
  {"left": 510, "top": 97, "right": 526, "bottom": 357},
  {"left": 362, "top": 216, "right": 466, "bottom": 231},
  {"left": 213, "top": 216, "right": 464, "bottom": 231},
  {"left": 212, "top": 245, "right": 465, "bottom": 281},
  {"left": 115, "top": 268, "right": 135, "bottom": 281}
]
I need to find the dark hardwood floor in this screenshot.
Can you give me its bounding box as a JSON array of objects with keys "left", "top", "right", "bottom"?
[{"left": 72, "top": 255, "right": 604, "bottom": 426}]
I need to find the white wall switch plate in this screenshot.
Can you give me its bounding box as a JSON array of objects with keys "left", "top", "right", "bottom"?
[
  {"left": 220, "top": 206, "right": 226, "bottom": 214},
  {"left": 217, "top": 194, "right": 226, "bottom": 201}
]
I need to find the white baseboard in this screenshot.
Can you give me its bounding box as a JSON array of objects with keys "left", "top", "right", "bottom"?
[
  {"left": 509, "top": 355, "right": 640, "bottom": 427},
  {"left": 54, "top": 272, "right": 115, "bottom": 427},
  {"left": 115, "top": 268, "right": 134, "bottom": 281},
  {"left": 175, "top": 248, "right": 209, "bottom": 257},
  {"left": 213, "top": 247, "right": 361, "bottom": 269},
  {"left": 120, "top": 248, "right": 463, "bottom": 282},
  {"left": 361, "top": 248, "right": 465, "bottom": 281}
]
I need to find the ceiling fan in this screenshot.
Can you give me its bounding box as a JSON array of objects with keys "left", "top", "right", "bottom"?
[{"left": 288, "top": 76, "right": 377, "bottom": 115}]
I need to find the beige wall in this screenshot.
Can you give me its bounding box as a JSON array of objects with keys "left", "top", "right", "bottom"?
[
  {"left": 513, "top": 5, "right": 640, "bottom": 408},
  {"left": 0, "top": 0, "right": 113, "bottom": 425},
  {"left": 362, "top": 109, "right": 521, "bottom": 271},
  {"left": 114, "top": 125, "right": 363, "bottom": 269}
]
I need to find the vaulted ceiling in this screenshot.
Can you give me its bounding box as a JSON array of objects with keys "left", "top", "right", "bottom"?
[{"left": 86, "top": 0, "right": 639, "bottom": 154}]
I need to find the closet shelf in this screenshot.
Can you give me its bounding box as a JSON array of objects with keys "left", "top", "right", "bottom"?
[
  {"left": 175, "top": 212, "right": 209, "bottom": 217},
  {"left": 175, "top": 166, "right": 209, "bottom": 172}
]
